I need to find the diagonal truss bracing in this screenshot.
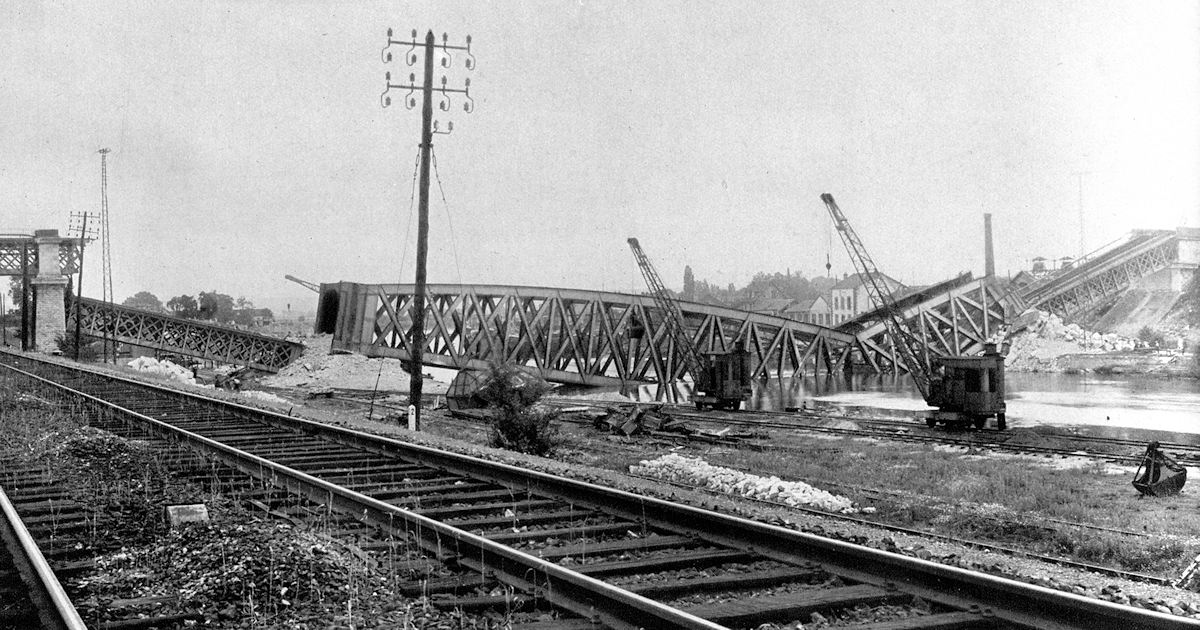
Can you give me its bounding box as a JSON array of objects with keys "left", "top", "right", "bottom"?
[
  {"left": 848, "top": 278, "right": 1009, "bottom": 375},
  {"left": 0, "top": 239, "right": 81, "bottom": 276},
  {"left": 326, "top": 283, "right": 860, "bottom": 390},
  {"left": 68, "top": 297, "right": 302, "bottom": 372},
  {"left": 1018, "top": 230, "right": 1177, "bottom": 321}
]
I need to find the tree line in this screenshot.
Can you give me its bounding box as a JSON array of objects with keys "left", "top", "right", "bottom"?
[
  {"left": 679, "top": 266, "right": 839, "bottom": 310},
  {"left": 123, "top": 291, "right": 272, "bottom": 326}
]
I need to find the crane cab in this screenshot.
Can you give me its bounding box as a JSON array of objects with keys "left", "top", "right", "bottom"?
[
  {"left": 694, "top": 342, "right": 753, "bottom": 411},
  {"left": 925, "top": 343, "right": 1007, "bottom": 430}
]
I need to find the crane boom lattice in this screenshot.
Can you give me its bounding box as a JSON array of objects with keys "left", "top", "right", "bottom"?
[
  {"left": 820, "top": 193, "right": 931, "bottom": 400},
  {"left": 626, "top": 238, "right": 705, "bottom": 384}
]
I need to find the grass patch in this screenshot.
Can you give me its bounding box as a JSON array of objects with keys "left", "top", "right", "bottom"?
[{"left": 695, "top": 435, "right": 1200, "bottom": 576}]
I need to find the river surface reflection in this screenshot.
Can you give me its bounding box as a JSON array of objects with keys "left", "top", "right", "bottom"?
[{"left": 608, "top": 372, "right": 1200, "bottom": 438}]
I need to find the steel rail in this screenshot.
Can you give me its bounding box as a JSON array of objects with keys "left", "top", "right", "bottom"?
[
  {"left": 0, "top": 359, "right": 724, "bottom": 630},
  {"left": 0, "top": 484, "right": 88, "bottom": 630},
  {"left": 2, "top": 351, "right": 1197, "bottom": 630}
]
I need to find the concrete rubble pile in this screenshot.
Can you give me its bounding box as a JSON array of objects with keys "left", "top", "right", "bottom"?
[
  {"left": 126, "top": 356, "right": 207, "bottom": 387},
  {"left": 1005, "top": 310, "right": 1137, "bottom": 372},
  {"left": 630, "top": 452, "right": 857, "bottom": 513}
]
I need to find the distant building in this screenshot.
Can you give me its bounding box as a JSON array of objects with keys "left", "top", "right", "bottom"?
[
  {"left": 829, "top": 272, "right": 905, "bottom": 324},
  {"left": 233, "top": 308, "right": 274, "bottom": 327},
  {"left": 784, "top": 295, "right": 833, "bottom": 326},
  {"left": 748, "top": 298, "right": 794, "bottom": 317}
]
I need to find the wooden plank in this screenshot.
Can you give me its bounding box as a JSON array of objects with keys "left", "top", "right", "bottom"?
[
  {"left": 628, "top": 566, "right": 820, "bottom": 600},
  {"left": 683, "top": 584, "right": 902, "bottom": 627},
  {"left": 854, "top": 611, "right": 995, "bottom": 629},
  {"left": 574, "top": 549, "right": 756, "bottom": 578},
  {"left": 484, "top": 522, "right": 642, "bottom": 545},
  {"left": 532, "top": 535, "right": 696, "bottom": 561}
]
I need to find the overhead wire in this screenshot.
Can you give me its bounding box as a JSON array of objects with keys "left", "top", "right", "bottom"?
[
  {"left": 396, "top": 147, "right": 422, "bottom": 283},
  {"left": 370, "top": 144, "right": 422, "bottom": 422},
  {"left": 430, "top": 147, "right": 464, "bottom": 285}
]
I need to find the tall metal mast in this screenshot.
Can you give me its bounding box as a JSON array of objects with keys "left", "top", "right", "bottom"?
[
  {"left": 820, "top": 193, "right": 930, "bottom": 400},
  {"left": 98, "top": 148, "right": 114, "bottom": 363}
]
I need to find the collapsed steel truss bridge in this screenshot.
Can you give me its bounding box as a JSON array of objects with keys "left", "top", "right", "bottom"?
[
  {"left": 840, "top": 274, "right": 1010, "bottom": 376},
  {"left": 1018, "top": 230, "right": 1181, "bottom": 320},
  {"left": 321, "top": 281, "right": 1013, "bottom": 396},
  {"left": 323, "top": 282, "right": 866, "bottom": 395},
  {"left": 67, "top": 297, "right": 302, "bottom": 372}
]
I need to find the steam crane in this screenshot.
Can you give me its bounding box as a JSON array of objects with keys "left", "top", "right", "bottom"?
[
  {"left": 820, "top": 194, "right": 1006, "bottom": 430},
  {"left": 627, "top": 238, "right": 751, "bottom": 410}
]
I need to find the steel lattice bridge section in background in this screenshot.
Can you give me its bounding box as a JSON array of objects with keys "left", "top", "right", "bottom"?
[
  {"left": 840, "top": 274, "right": 1010, "bottom": 377},
  {"left": 322, "top": 283, "right": 865, "bottom": 397},
  {"left": 68, "top": 297, "right": 303, "bottom": 372},
  {"left": 1017, "top": 230, "right": 1178, "bottom": 321},
  {"left": 0, "top": 236, "right": 81, "bottom": 276}
]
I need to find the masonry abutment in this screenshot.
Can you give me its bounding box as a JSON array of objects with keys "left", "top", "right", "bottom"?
[{"left": 30, "top": 229, "right": 68, "bottom": 352}]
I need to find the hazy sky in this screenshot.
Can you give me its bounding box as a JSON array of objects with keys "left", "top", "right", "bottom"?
[{"left": 2, "top": 1, "right": 1197, "bottom": 313}]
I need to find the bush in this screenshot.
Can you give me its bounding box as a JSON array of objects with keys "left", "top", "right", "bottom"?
[
  {"left": 477, "top": 363, "right": 559, "bottom": 456},
  {"left": 1136, "top": 326, "right": 1165, "bottom": 348},
  {"left": 56, "top": 334, "right": 98, "bottom": 361}
]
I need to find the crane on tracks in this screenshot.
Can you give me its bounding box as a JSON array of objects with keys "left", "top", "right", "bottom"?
[
  {"left": 627, "top": 238, "right": 752, "bottom": 410},
  {"left": 820, "top": 193, "right": 1006, "bottom": 429}
]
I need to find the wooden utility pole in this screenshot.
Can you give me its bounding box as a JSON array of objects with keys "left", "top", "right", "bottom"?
[{"left": 381, "top": 28, "right": 475, "bottom": 431}]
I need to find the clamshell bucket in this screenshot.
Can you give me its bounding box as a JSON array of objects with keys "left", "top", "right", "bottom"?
[{"left": 1132, "top": 441, "right": 1187, "bottom": 497}]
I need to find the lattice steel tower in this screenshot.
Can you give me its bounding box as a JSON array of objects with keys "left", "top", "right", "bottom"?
[{"left": 98, "top": 148, "right": 114, "bottom": 362}]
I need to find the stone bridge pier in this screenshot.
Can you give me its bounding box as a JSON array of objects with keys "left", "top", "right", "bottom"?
[{"left": 30, "top": 230, "right": 70, "bottom": 352}]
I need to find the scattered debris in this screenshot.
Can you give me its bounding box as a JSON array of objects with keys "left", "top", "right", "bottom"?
[{"left": 585, "top": 403, "right": 747, "bottom": 444}]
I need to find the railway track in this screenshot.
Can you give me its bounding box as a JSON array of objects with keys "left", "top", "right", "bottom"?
[
  {"left": 1, "top": 350, "right": 1195, "bottom": 630},
  {"left": 0, "top": 479, "right": 86, "bottom": 629}
]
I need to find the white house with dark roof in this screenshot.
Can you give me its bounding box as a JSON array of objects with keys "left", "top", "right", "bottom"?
[
  {"left": 784, "top": 295, "right": 833, "bottom": 326},
  {"left": 829, "top": 272, "right": 905, "bottom": 324}
]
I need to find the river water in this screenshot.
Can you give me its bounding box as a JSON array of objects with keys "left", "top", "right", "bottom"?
[
  {"left": 603, "top": 372, "right": 1200, "bottom": 439},
  {"left": 751, "top": 372, "right": 1200, "bottom": 439}
]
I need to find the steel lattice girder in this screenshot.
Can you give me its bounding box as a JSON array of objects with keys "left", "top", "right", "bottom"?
[
  {"left": 1035, "top": 240, "right": 1176, "bottom": 320},
  {"left": 327, "top": 283, "right": 860, "bottom": 390},
  {"left": 850, "top": 279, "right": 1009, "bottom": 375},
  {"left": 67, "top": 297, "right": 302, "bottom": 372},
  {"left": 1020, "top": 231, "right": 1176, "bottom": 318},
  {"left": 0, "top": 239, "right": 81, "bottom": 276}
]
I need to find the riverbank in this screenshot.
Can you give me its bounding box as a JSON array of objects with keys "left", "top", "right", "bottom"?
[{"left": 1006, "top": 310, "right": 1198, "bottom": 378}]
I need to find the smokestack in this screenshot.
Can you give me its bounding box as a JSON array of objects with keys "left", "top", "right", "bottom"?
[{"left": 984, "top": 213, "right": 995, "bottom": 278}]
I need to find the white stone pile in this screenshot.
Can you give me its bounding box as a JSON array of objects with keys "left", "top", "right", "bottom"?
[
  {"left": 630, "top": 453, "right": 856, "bottom": 513},
  {"left": 1031, "top": 312, "right": 1136, "bottom": 352},
  {"left": 126, "top": 356, "right": 204, "bottom": 387},
  {"left": 1005, "top": 310, "right": 1141, "bottom": 372}
]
